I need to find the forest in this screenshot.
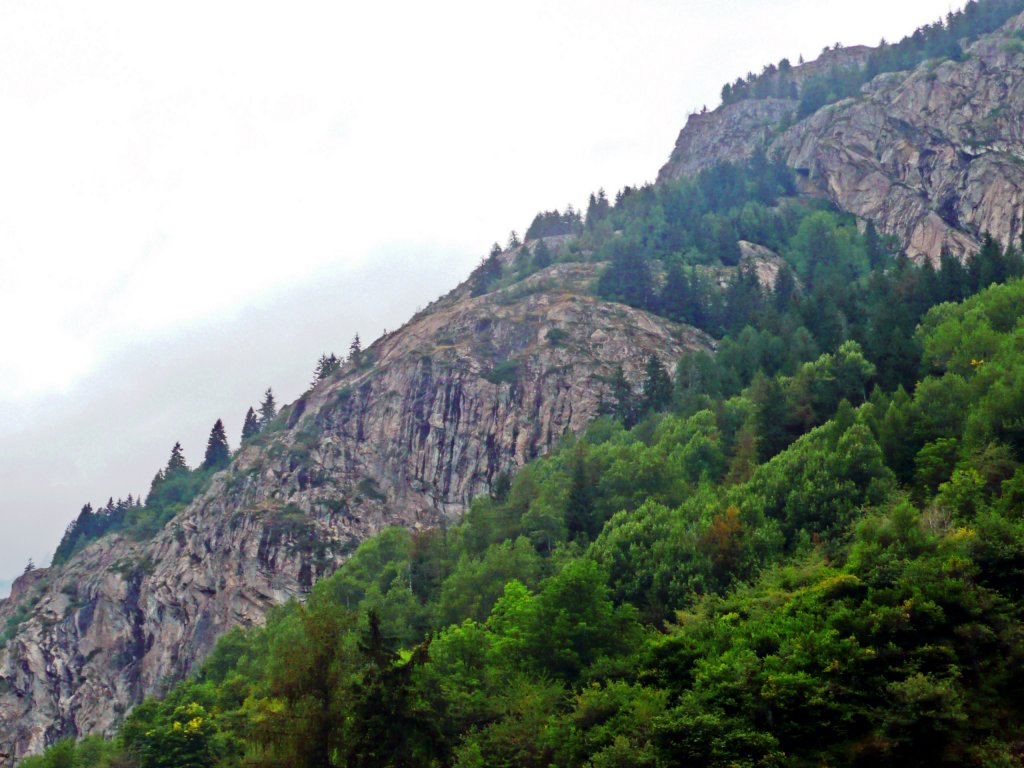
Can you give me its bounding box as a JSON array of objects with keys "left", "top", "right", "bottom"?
[{"left": 22, "top": 143, "right": 1024, "bottom": 767}]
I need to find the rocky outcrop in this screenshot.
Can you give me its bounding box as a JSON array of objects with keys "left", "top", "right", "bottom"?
[
  {"left": 0, "top": 260, "right": 711, "bottom": 761},
  {"left": 659, "top": 12, "right": 1024, "bottom": 262}
]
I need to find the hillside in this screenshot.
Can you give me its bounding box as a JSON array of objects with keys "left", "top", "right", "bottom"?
[
  {"left": 0, "top": 258, "right": 710, "bottom": 755},
  {"left": 5, "top": 3, "right": 1024, "bottom": 765},
  {"left": 660, "top": 7, "right": 1024, "bottom": 262}
]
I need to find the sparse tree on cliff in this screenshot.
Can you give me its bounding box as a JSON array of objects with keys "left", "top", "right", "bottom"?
[{"left": 202, "top": 419, "right": 230, "bottom": 471}]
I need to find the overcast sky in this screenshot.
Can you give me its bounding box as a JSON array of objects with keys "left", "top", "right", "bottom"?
[{"left": 0, "top": 0, "right": 958, "bottom": 590}]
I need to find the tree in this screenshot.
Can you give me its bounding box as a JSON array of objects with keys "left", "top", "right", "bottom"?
[
  {"left": 313, "top": 353, "right": 341, "bottom": 386},
  {"left": 507, "top": 230, "right": 521, "bottom": 249},
  {"left": 597, "top": 243, "right": 653, "bottom": 310},
  {"left": 472, "top": 245, "right": 504, "bottom": 296},
  {"left": 202, "top": 419, "right": 230, "bottom": 471},
  {"left": 658, "top": 263, "right": 694, "bottom": 323},
  {"left": 349, "top": 334, "right": 364, "bottom": 366},
  {"left": 241, "top": 407, "right": 260, "bottom": 442},
  {"left": 258, "top": 388, "right": 277, "bottom": 428},
  {"left": 609, "top": 366, "right": 639, "bottom": 429},
  {"left": 166, "top": 442, "right": 188, "bottom": 475},
  {"left": 565, "top": 445, "right": 597, "bottom": 542},
  {"left": 641, "top": 356, "right": 673, "bottom": 413},
  {"left": 533, "top": 239, "right": 553, "bottom": 269}
]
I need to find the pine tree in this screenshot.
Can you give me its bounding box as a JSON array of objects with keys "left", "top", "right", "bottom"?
[
  {"left": 166, "top": 442, "right": 188, "bottom": 475},
  {"left": 641, "top": 355, "right": 673, "bottom": 413},
  {"left": 610, "top": 365, "right": 639, "bottom": 429},
  {"left": 202, "top": 419, "right": 230, "bottom": 470},
  {"left": 507, "top": 230, "right": 521, "bottom": 249},
  {"left": 312, "top": 353, "right": 341, "bottom": 386},
  {"left": 864, "top": 221, "right": 886, "bottom": 268},
  {"left": 565, "top": 445, "right": 596, "bottom": 541},
  {"left": 472, "top": 244, "right": 504, "bottom": 296},
  {"left": 349, "top": 334, "right": 363, "bottom": 367},
  {"left": 241, "top": 407, "right": 260, "bottom": 442},
  {"left": 658, "top": 263, "right": 693, "bottom": 322},
  {"left": 259, "top": 388, "right": 277, "bottom": 427}
]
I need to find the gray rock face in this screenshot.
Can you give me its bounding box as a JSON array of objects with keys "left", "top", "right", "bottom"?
[
  {"left": 658, "top": 12, "right": 1024, "bottom": 262},
  {"left": 0, "top": 260, "right": 711, "bottom": 761}
]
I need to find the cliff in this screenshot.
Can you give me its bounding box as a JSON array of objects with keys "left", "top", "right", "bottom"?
[
  {"left": 659, "top": 11, "right": 1024, "bottom": 262},
  {"left": 0, "top": 258, "right": 711, "bottom": 758}
]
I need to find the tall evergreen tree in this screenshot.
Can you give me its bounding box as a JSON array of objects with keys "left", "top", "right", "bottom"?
[
  {"left": 642, "top": 355, "right": 674, "bottom": 413},
  {"left": 658, "top": 263, "right": 694, "bottom": 323},
  {"left": 258, "top": 388, "right": 277, "bottom": 427},
  {"left": 166, "top": 442, "right": 188, "bottom": 475},
  {"left": 202, "top": 419, "right": 230, "bottom": 471},
  {"left": 312, "top": 353, "right": 341, "bottom": 386},
  {"left": 349, "top": 334, "right": 363, "bottom": 366},
  {"left": 533, "top": 238, "right": 553, "bottom": 269},
  {"left": 241, "top": 407, "right": 260, "bottom": 442},
  {"left": 472, "top": 244, "right": 504, "bottom": 296},
  {"left": 565, "top": 445, "right": 596, "bottom": 541},
  {"left": 597, "top": 244, "right": 653, "bottom": 310},
  {"left": 610, "top": 365, "right": 639, "bottom": 429}
]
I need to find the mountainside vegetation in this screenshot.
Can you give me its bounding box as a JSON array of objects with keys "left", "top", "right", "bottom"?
[
  {"left": 16, "top": 2, "right": 1024, "bottom": 764},
  {"left": 25, "top": 176, "right": 1024, "bottom": 766}
]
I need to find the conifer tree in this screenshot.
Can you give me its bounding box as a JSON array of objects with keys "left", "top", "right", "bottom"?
[
  {"left": 259, "top": 388, "right": 277, "bottom": 428},
  {"left": 658, "top": 262, "right": 693, "bottom": 322},
  {"left": 642, "top": 355, "right": 673, "bottom": 413},
  {"left": 166, "top": 442, "right": 188, "bottom": 475},
  {"left": 202, "top": 419, "right": 230, "bottom": 471},
  {"left": 349, "top": 334, "right": 363, "bottom": 367},
  {"left": 241, "top": 407, "right": 260, "bottom": 442},
  {"left": 610, "top": 365, "right": 639, "bottom": 429},
  {"left": 565, "top": 444, "right": 596, "bottom": 541},
  {"left": 472, "top": 244, "right": 504, "bottom": 296},
  {"left": 312, "top": 353, "right": 341, "bottom": 386},
  {"left": 533, "top": 239, "right": 553, "bottom": 269}
]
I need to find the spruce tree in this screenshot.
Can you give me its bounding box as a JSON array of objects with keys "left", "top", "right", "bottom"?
[
  {"left": 166, "top": 442, "right": 188, "bottom": 475},
  {"left": 642, "top": 355, "right": 673, "bottom": 413},
  {"left": 241, "top": 407, "right": 260, "bottom": 442},
  {"left": 565, "top": 445, "right": 596, "bottom": 541},
  {"left": 533, "top": 239, "right": 553, "bottom": 269},
  {"left": 313, "top": 353, "right": 341, "bottom": 386},
  {"left": 202, "top": 419, "right": 230, "bottom": 471},
  {"left": 658, "top": 263, "right": 693, "bottom": 322},
  {"left": 610, "top": 365, "right": 639, "bottom": 429},
  {"left": 259, "top": 388, "right": 277, "bottom": 428},
  {"left": 348, "top": 334, "right": 363, "bottom": 366}
]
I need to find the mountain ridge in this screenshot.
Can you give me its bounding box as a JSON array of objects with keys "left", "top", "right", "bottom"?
[{"left": 5, "top": 4, "right": 1024, "bottom": 761}]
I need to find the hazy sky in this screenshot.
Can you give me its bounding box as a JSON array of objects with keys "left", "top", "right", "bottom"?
[{"left": 1, "top": 0, "right": 958, "bottom": 588}]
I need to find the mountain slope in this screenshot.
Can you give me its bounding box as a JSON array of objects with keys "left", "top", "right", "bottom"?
[
  {"left": 6, "top": 5, "right": 1024, "bottom": 763},
  {"left": 659, "top": 10, "right": 1024, "bottom": 262},
  {"left": 0, "top": 257, "right": 710, "bottom": 756}
]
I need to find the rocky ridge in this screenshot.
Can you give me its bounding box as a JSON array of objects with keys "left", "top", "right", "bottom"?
[
  {"left": 659, "top": 11, "right": 1024, "bottom": 262},
  {"left": 0, "top": 257, "right": 711, "bottom": 760}
]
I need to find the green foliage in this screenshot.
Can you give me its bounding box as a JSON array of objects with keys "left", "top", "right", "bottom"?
[{"left": 482, "top": 359, "right": 520, "bottom": 385}]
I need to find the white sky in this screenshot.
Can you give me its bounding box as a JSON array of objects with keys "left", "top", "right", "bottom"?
[{"left": 0, "top": 0, "right": 958, "bottom": 585}]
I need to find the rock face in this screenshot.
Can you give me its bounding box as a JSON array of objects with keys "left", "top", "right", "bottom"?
[
  {"left": 659, "top": 12, "right": 1024, "bottom": 262},
  {"left": 0, "top": 259, "right": 711, "bottom": 761}
]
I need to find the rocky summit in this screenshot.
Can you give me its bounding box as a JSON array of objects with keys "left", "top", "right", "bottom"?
[{"left": 659, "top": 11, "right": 1024, "bottom": 263}]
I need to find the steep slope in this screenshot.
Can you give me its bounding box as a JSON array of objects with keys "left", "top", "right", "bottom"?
[
  {"left": 0, "top": 257, "right": 711, "bottom": 758},
  {"left": 659, "top": 11, "right": 1024, "bottom": 262}
]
